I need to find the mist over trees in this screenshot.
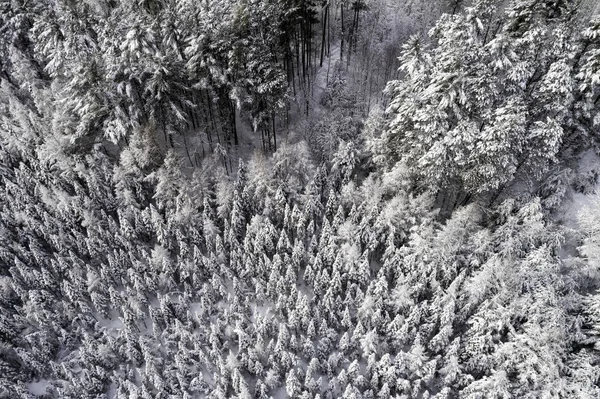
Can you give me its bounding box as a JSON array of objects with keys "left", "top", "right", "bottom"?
[{"left": 1, "top": 0, "right": 600, "bottom": 398}]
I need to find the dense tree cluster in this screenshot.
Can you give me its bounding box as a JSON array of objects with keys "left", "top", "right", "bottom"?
[
  {"left": 1, "top": 0, "right": 600, "bottom": 398},
  {"left": 383, "top": 0, "right": 600, "bottom": 200},
  {"left": 1, "top": 0, "right": 424, "bottom": 165},
  {"left": 3, "top": 121, "right": 599, "bottom": 398}
]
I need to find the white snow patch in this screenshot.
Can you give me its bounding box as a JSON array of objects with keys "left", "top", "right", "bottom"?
[
  {"left": 557, "top": 150, "right": 600, "bottom": 231},
  {"left": 97, "top": 314, "right": 125, "bottom": 331},
  {"left": 311, "top": 44, "right": 342, "bottom": 110},
  {"left": 106, "top": 382, "right": 117, "bottom": 399},
  {"left": 27, "top": 380, "right": 51, "bottom": 396},
  {"left": 250, "top": 304, "right": 274, "bottom": 322},
  {"left": 273, "top": 387, "right": 288, "bottom": 399}
]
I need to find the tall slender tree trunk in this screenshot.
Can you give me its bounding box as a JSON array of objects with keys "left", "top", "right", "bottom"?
[
  {"left": 286, "top": 104, "right": 290, "bottom": 135},
  {"left": 159, "top": 107, "right": 170, "bottom": 149},
  {"left": 327, "top": 2, "right": 331, "bottom": 57},
  {"left": 295, "top": 28, "right": 301, "bottom": 84},
  {"left": 347, "top": 6, "right": 360, "bottom": 68},
  {"left": 182, "top": 130, "right": 194, "bottom": 167},
  {"left": 230, "top": 100, "right": 238, "bottom": 146},
  {"left": 340, "top": 4, "right": 345, "bottom": 62},
  {"left": 272, "top": 111, "right": 277, "bottom": 151},
  {"left": 206, "top": 91, "right": 221, "bottom": 146},
  {"left": 451, "top": 0, "right": 461, "bottom": 15},
  {"left": 301, "top": 20, "right": 307, "bottom": 83},
  {"left": 307, "top": 17, "right": 312, "bottom": 91},
  {"left": 287, "top": 44, "right": 297, "bottom": 97},
  {"left": 354, "top": 7, "right": 360, "bottom": 53}
]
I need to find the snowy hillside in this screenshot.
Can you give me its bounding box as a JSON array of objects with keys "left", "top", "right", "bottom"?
[{"left": 1, "top": 1, "right": 600, "bottom": 398}]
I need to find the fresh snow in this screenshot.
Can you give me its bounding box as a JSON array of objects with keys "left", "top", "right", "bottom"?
[{"left": 27, "top": 380, "right": 51, "bottom": 396}]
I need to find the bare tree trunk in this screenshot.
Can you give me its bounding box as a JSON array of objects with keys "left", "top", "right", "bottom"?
[
  {"left": 307, "top": 14, "right": 312, "bottom": 72},
  {"left": 354, "top": 6, "right": 360, "bottom": 54},
  {"left": 327, "top": 2, "right": 331, "bottom": 57},
  {"left": 451, "top": 0, "right": 462, "bottom": 15},
  {"left": 347, "top": 7, "right": 357, "bottom": 68},
  {"left": 272, "top": 111, "right": 277, "bottom": 151},
  {"left": 286, "top": 104, "right": 290, "bottom": 135},
  {"left": 182, "top": 130, "right": 194, "bottom": 167},
  {"left": 206, "top": 91, "right": 221, "bottom": 147},
  {"left": 301, "top": 20, "right": 307, "bottom": 83},
  {"left": 159, "top": 107, "right": 170, "bottom": 150},
  {"left": 230, "top": 100, "right": 238, "bottom": 146},
  {"left": 340, "top": 4, "right": 345, "bottom": 62},
  {"left": 295, "top": 28, "right": 302, "bottom": 85}
]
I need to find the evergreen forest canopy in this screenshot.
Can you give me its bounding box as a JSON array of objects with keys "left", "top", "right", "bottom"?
[{"left": 2, "top": 0, "right": 600, "bottom": 398}]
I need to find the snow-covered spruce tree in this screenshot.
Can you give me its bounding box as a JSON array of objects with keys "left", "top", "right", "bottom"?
[{"left": 382, "top": 0, "right": 598, "bottom": 201}]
